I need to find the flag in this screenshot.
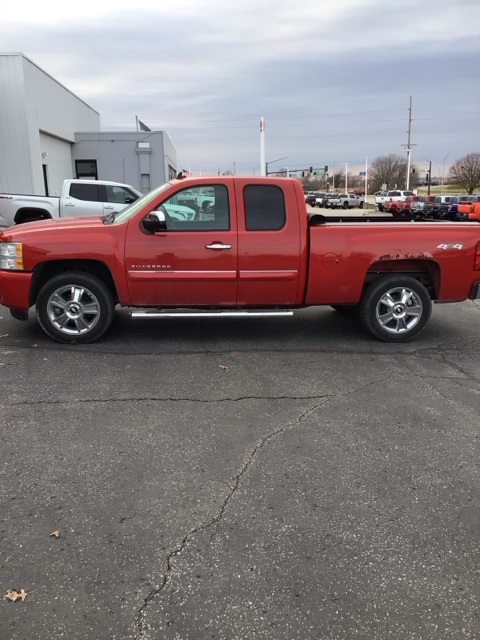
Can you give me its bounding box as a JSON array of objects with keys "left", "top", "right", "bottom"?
[
  {"left": 138, "top": 120, "right": 151, "bottom": 132},
  {"left": 260, "top": 118, "right": 265, "bottom": 133}
]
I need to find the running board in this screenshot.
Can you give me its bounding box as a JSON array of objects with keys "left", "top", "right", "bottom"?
[{"left": 131, "top": 309, "right": 294, "bottom": 318}]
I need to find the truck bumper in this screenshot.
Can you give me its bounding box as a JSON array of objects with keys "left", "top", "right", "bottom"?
[
  {"left": 470, "top": 282, "right": 480, "bottom": 299},
  {"left": 0, "top": 270, "right": 33, "bottom": 310}
]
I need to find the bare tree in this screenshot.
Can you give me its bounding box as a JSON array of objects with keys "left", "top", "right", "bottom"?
[
  {"left": 449, "top": 153, "right": 480, "bottom": 194},
  {"left": 370, "top": 154, "right": 409, "bottom": 192}
]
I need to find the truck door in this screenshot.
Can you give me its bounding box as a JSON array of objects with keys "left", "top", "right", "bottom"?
[
  {"left": 234, "top": 180, "right": 304, "bottom": 306},
  {"left": 124, "top": 183, "right": 238, "bottom": 306},
  {"left": 61, "top": 182, "right": 104, "bottom": 216}
]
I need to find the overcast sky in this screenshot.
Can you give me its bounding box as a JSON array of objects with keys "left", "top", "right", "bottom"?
[{"left": 2, "top": 0, "right": 479, "bottom": 177}]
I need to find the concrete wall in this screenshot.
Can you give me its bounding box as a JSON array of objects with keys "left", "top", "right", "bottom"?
[
  {"left": 73, "top": 131, "right": 177, "bottom": 192},
  {"left": 0, "top": 53, "right": 100, "bottom": 194}
]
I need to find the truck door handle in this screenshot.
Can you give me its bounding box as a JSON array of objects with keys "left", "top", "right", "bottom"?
[
  {"left": 104, "top": 205, "right": 115, "bottom": 210},
  {"left": 64, "top": 202, "right": 75, "bottom": 207},
  {"left": 206, "top": 242, "right": 232, "bottom": 250}
]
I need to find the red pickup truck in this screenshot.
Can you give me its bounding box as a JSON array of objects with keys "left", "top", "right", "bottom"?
[{"left": 1, "top": 176, "right": 480, "bottom": 344}]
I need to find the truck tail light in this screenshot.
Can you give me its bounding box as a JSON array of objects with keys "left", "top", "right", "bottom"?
[{"left": 475, "top": 242, "right": 480, "bottom": 271}]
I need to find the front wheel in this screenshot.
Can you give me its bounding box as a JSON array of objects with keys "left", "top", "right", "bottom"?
[
  {"left": 359, "top": 276, "right": 432, "bottom": 342},
  {"left": 36, "top": 272, "right": 115, "bottom": 343}
]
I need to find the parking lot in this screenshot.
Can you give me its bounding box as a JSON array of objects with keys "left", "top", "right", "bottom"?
[{"left": 1, "top": 300, "right": 480, "bottom": 639}]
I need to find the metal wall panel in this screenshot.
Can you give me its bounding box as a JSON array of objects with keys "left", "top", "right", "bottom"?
[
  {"left": 0, "top": 53, "right": 100, "bottom": 194},
  {"left": 0, "top": 55, "right": 33, "bottom": 193}
]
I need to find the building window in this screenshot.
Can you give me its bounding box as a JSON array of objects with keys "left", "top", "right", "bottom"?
[{"left": 75, "top": 160, "right": 98, "bottom": 179}]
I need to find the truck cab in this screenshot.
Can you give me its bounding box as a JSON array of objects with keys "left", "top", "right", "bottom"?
[{"left": 60, "top": 180, "right": 142, "bottom": 218}]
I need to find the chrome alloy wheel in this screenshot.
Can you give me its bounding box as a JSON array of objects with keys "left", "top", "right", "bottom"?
[
  {"left": 375, "top": 286, "right": 423, "bottom": 334},
  {"left": 47, "top": 284, "right": 101, "bottom": 335}
]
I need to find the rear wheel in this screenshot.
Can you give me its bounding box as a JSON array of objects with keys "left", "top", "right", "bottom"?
[
  {"left": 36, "top": 272, "right": 115, "bottom": 343},
  {"left": 359, "top": 276, "right": 432, "bottom": 342}
]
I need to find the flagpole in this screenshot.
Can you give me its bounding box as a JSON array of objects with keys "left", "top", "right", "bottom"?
[{"left": 135, "top": 116, "right": 139, "bottom": 132}]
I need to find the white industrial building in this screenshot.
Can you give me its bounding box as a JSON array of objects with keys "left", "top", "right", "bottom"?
[{"left": 0, "top": 53, "right": 177, "bottom": 196}]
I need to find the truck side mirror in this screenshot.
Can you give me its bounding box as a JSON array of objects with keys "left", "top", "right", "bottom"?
[{"left": 142, "top": 210, "right": 167, "bottom": 233}]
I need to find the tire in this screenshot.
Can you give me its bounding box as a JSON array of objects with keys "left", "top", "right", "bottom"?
[
  {"left": 36, "top": 271, "right": 115, "bottom": 343},
  {"left": 359, "top": 201, "right": 364, "bottom": 209},
  {"left": 359, "top": 276, "right": 432, "bottom": 342},
  {"left": 343, "top": 201, "right": 349, "bottom": 209},
  {"left": 378, "top": 204, "right": 384, "bottom": 212}
]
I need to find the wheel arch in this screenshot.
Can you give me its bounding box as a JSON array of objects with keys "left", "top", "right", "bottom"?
[
  {"left": 364, "top": 258, "right": 441, "bottom": 299},
  {"left": 14, "top": 208, "right": 52, "bottom": 224},
  {"left": 29, "top": 260, "right": 119, "bottom": 306}
]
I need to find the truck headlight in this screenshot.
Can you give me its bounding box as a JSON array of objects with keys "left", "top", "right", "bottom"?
[{"left": 0, "top": 243, "right": 24, "bottom": 270}]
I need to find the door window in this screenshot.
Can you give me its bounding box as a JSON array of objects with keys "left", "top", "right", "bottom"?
[
  {"left": 243, "top": 185, "right": 286, "bottom": 230},
  {"left": 154, "top": 185, "right": 230, "bottom": 230},
  {"left": 105, "top": 185, "right": 138, "bottom": 204},
  {"left": 69, "top": 182, "right": 102, "bottom": 202}
]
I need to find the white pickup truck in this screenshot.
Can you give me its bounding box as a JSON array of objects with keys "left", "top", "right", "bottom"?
[
  {"left": 0, "top": 179, "right": 142, "bottom": 227},
  {"left": 327, "top": 193, "right": 365, "bottom": 209},
  {"left": 375, "top": 189, "right": 414, "bottom": 211}
]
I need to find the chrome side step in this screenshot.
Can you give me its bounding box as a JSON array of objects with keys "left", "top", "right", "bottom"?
[{"left": 131, "top": 309, "right": 294, "bottom": 318}]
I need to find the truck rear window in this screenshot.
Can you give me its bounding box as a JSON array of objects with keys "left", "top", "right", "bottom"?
[
  {"left": 69, "top": 183, "right": 102, "bottom": 202},
  {"left": 244, "top": 185, "right": 286, "bottom": 231}
]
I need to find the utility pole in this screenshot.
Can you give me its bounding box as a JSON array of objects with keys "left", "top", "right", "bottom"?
[{"left": 402, "top": 96, "right": 415, "bottom": 189}]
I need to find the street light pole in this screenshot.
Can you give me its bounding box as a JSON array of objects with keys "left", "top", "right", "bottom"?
[
  {"left": 265, "top": 156, "right": 289, "bottom": 175},
  {"left": 342, "top": 162, "right": 348, "bottom": 192},
  {"left": 365, "top": 157, "right": 368, "bottom": 207},
  {"left": 442, "top": 152, "right": 451, "bottom": 188}
]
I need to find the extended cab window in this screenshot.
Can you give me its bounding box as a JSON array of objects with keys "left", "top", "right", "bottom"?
[
  {"left": 105, "top": 185, "right": 138, "bottom": 204},
  {"left": 155, "top": 185, "right": 230, "bottom": 230},
  {"left": 244, "top": 184, "right": 286, "bottom": 230},
  {"left": 69, "top": 183, "right": 102, "bottom": 202}
]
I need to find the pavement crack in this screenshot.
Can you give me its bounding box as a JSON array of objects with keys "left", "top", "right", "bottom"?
[
  {"left": 2, "top": 394, "right": 331, "bottom": 408},
  {"left": 133, "top": 398, "right": 330, "bottom": 639}
]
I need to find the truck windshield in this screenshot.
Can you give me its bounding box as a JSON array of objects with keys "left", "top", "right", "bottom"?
[{"left": 111, "top": 182, "right": 172, "bottom": 224}]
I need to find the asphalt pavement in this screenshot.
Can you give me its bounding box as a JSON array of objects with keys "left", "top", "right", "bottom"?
[{"left": 1, "top": 301, "right": 479, "bottom": 639}]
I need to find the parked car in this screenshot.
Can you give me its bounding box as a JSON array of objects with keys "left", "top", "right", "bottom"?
[
  {"left": 376, "top": 190, "right": 415, "bottom": 211},
  {"left": 314, "top": 192, "right": 328, "bottom": 207},
  {"left": 0, "top": 179, "right": 142, "bottom": 227},
  {"left": 321, "top": 193, "right": 339, "bottom": 208},
  {"left": 328, "top": 193, "right": 365, "bottom": 209},
  {"left": 305, "top": 192, "right": 318, "bottom": 207}
]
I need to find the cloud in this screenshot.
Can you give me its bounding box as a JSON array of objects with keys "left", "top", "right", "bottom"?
[{"left": 1, "top": 0, "right": 479, "bottom": 173}]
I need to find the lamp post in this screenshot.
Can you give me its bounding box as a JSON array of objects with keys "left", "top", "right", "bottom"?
[
  {"left": 442, "top": 152, "right": 451, "bottom": 188},
  {"left": 265, "top": 156, "right": 289, "bottom": 175},
  {"left": 422, "top": 158, "right": 432, "bottom": 195},
  {"left": 342, "top": 162, "right": 348, "bottom": 192},
  {"left": 364, "top": 157, "right": 368, "bottom": 208}
]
